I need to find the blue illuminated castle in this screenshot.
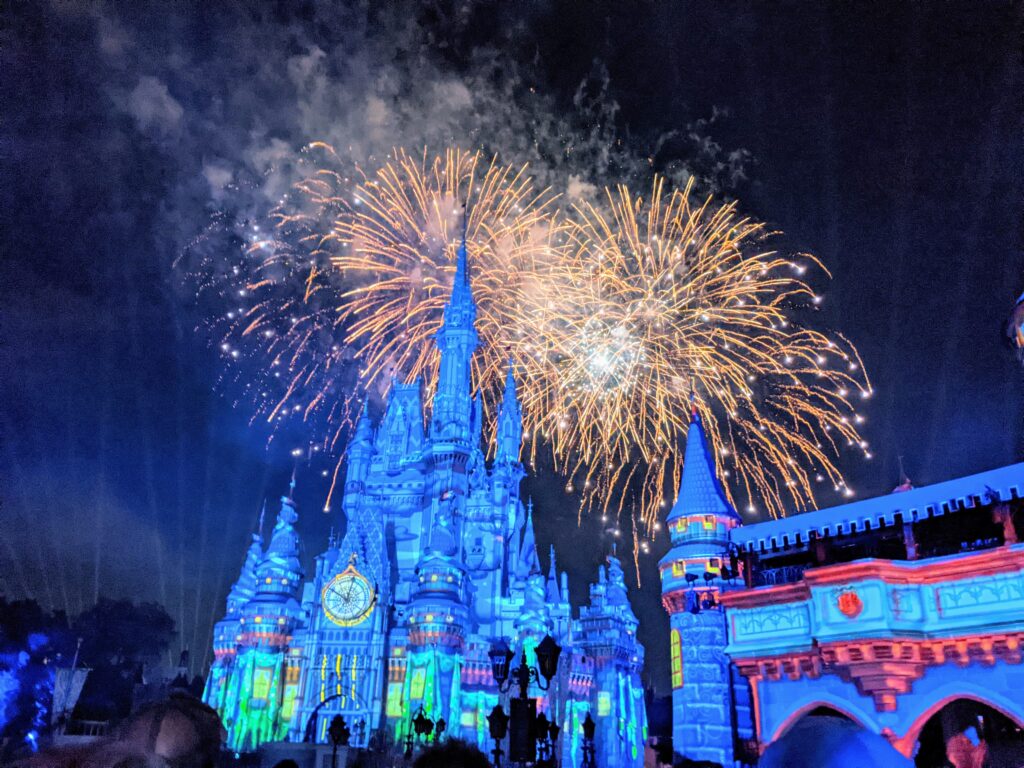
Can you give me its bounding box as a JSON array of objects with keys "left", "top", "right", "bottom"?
[{"left": 204, "top": 236, "right": 647, "bottom": 767}]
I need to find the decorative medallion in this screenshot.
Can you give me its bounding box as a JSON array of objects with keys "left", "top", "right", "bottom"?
[{"left": 836, "top": 588, "right": 863, "bottom": 619}]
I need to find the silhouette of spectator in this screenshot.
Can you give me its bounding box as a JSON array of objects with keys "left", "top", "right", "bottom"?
[
  {"left": 412, "top": 739, "right": 490, "bottom": 768},
  {"left": 16, "top": 691, "right": 225, "bottom": 768}
]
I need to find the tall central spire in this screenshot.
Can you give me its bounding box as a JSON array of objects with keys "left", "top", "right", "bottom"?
[{"left": 431, "top": 211, "right": 479, "bottom": 441}]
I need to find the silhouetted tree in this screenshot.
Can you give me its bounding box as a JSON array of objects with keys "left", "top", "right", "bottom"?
[{"left": 72, "top": 598, "right": 176, "bottom": 721}]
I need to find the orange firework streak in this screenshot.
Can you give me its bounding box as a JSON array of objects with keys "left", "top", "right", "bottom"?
[{"left": 225, "top": 147, "right": 871, "bottom": 537}]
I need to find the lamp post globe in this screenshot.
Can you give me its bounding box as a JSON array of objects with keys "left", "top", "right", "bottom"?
[
  {"left": 487, "top": 704, "right": 509, "bottom": 741},
  {"left": 582, "top": 712, "right": 596, "bottom": 741},
  {"left": 535, "top": 635, "right": 562, "bottom": 683},
  {"left": 488, "top": 639, "right": 514, "bottom": 688}
]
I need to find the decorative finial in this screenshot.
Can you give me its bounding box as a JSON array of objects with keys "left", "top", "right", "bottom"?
[
  {"left": 893, "top": 455, "right": 914, "bottom": 493},
  {"left": 257, "top": 499, "right": 266, "bottom": 538},
  {"left": 288, "top": 463, "right": 297, "bottom": 500}
]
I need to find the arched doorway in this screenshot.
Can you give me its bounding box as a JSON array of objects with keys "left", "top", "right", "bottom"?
[{"left": 914, "top": 699, "right": 1024, "bottom": 768}]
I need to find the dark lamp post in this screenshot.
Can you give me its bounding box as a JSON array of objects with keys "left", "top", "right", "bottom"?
[
  {"left": 488, "top": 636, "right": 564, "bottom": 765},
  {"left": 581, "top": 712, "right": 596, "bottom": 768},
  {"left": 488, "top": 640, "right": 514, "bottom": 687},
  {"left": 487, "top": 704, "right": 509, "bottom": 767},
  {"left": 487, "top": 704, "right": 509, "bottom": 740},
  {"left": 582, "top": 712, "right": 596, "bottom": 741},
  {"left": 413, "top": 708, "right": 434, "bottom": 740},
  {"left": 536, "top": 712, "right": 549, "bottom": 737},
  {"left": 535, "top": 635, "right": 562, "bottom": 683}
]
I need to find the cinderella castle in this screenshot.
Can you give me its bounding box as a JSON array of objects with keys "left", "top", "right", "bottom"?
[{"left": 203, "top": 236, "right": 647, "bottom": 767}]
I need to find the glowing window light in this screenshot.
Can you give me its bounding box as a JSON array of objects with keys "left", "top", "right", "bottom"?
[{"left": 670, "top": 630, "right": 683, "bottom": 689}]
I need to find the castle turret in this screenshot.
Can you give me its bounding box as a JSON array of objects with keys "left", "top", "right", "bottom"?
[
  {"left": 403, "top": 550, "right": 470, "bottom": 724},
  {"left": 213, "top": 529, "right": 263, "bottom": 651},
  {"left": 204, "top": 515, "right": 265, "bottom": 715},
  {"left": 377, "top": 380, "right": 425, "bottom": 469},
  {"left": 658, "top": 405, "right": 742, "bottom": 766},
  {"left": 218, "top": 481, "right": 307, "bottom": 752},
  {"left": 576, "top": 548, "right": 647, "bottom": 768},
  {"left": 245, "top": 490, "right": 305, "bottom": 649}
]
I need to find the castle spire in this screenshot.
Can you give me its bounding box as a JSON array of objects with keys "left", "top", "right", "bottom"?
[
  {"left": 495, "top": 358, "right": 523, "bottom": 463},
  {"left": 430, "top": 209, "right": 479, "bottom": 441},
  {"left": 353, "top": 398, "right": 373, "bottom": 445},
  {"left": 666, "top": 407, "right": 739, "bottom": 524},
  {"left": 453, "top": 212, "right": 469, "bottom": 291},
  {"left": 517, "top": 500, "right": 540, "bottom": 579},
  {"left": 546, "top": 544, "right": 561, "bottom": 602}
]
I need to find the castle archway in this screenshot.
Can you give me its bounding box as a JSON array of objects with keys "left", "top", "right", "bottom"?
[
  {"left": 766, "top": 695, "right": 877, "bottom": 746},
  {"left": 903, "top": 697, "right": 1024, "bottom": 768}
]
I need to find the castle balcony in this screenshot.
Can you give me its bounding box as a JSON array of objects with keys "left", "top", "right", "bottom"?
[{"left": 722, "top": 544, "right": 1024, "bottom": 663}]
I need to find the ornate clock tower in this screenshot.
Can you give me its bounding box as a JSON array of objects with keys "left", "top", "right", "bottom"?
[{"left": 291, "top": 411, "right": 391, "bottom": 745}]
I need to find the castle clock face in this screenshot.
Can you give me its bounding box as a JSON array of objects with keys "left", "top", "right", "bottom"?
[{"left": 322, "top": 566, "right": 374, "bottom": 627}]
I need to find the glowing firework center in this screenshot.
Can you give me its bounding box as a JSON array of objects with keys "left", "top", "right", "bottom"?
[
  {"left": 205, "top": 235, "right": 647, "bottom": 766},
  {"left": 571, "top": 317, "right": 642, "bottom": 395}
]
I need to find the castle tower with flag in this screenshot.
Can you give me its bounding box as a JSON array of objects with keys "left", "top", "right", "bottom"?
[{"left": 204, "top": 231, "right": 647, "bottom": 766}]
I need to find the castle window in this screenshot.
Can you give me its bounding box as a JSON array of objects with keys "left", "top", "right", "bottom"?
[
  {"left": 670, "top": 630, "right": 683, "bottom": 689},
  {"left": 703, "top": 515, "right": 715, "bottom": 530}
]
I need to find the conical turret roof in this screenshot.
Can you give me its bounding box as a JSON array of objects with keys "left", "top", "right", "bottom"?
[{"left": 666, "top": 408, "right": 739, "bottom": 524}]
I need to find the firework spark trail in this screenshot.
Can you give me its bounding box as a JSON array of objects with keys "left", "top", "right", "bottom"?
[
  {"left": 515, "top": 177, "right": 871, "bottom": 531},
  {"left": 201, "top": 148, "right": 871, "bottom": 542},
  {"left": 199, "top": 146, "right": 565, "bottom": 508}
]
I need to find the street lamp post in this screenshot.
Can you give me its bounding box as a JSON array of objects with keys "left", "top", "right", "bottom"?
[
  {"left": 581, "top": 712, "right": 596, "bottom": 768},
  {"left": 534, "top": 712, "right": 561, "bottom": 767},
  {"left": 487, "top": 704, "right": 510, "bottom": 767},
  {"left": 487, "top": 635, "right": 563, "bottom": 766}
]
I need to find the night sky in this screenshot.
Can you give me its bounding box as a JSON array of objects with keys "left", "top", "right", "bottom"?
[{"left": 2, "top": 1, "right": 1021, "bottom": 695}]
